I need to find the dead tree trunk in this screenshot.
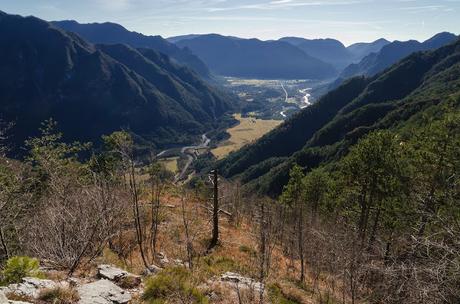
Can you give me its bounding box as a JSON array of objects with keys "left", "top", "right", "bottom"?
[
  {"left": 130, "top": 161, "right": 149, "bottom": 268},
  {"left": 208, "top": 169, "right": 219, "bottom": 250},
  {"left": 0, "top": 227, "right": 9, "bottom": 260}
]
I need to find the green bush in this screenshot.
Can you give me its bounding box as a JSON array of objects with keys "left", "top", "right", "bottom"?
[
  {"left": 142, "top": 266, "right": 208, "bottom": 304},
  {"left": 1, "top": 256, "right": 43, "bottom": 285}
]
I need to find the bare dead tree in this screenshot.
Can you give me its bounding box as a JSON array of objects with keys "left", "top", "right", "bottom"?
[
  {"left": 180, "top": 193, "right": 194, "bottom": 270},
  {"left": 208, "top": 169, "right": 219, "bottom": 250},
  {"left": 145, "top": 159, "right": 167, "bottom": 262},
  {"left": 104, "top": 131, "right": 150, "bottom": 268}
]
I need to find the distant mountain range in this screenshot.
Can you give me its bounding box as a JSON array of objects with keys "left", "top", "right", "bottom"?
[
  {"left": 279, "top": 37, "right": 354, "bottom": 70},
  {"left": 52, "top": 20, "right": 211, "bottom": 78},
  {"left": 347, "top": 38, "right": 391, "bottom": 61},
  {"left": 341, "top": 32, "right": 458, "bottom": 79},
  {"left": 279, "top": 37, "right": 390, "bottom": 70},
  {"left": 169, "top": 33, "right": 457, "bottom": 82},
  {"left": 217, "top": 36, "right": 460, "bottom": 196},
  {"left": 171, "top": 34, "right": 337, "bottom": 80},
  {"left": 168, "top": 34, "right": 393, "bottom": 78},
  {"left": 0, "top": 11, "right": 233, "bottom": 152}
]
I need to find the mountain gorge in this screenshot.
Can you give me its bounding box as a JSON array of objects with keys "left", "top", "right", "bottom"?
[
  {"left": 217, "top": 37, "right": 460, "bottom": 196},
  {"left": 0, "top": 12, "right": 233, "bottom": 153}
]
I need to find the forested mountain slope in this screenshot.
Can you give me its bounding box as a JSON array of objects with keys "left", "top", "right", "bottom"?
[
  {"left": 218, "top": 37, "right": 460, "bottom": 196},
  {"left": 52, "top": 20, "right": 211, "bottom": 78},
  {"left": 341, "top": 32, "right": 457, "bottom": 79},
  {"left": 0, "top": 12, "right": 233, "bottom": 153}
]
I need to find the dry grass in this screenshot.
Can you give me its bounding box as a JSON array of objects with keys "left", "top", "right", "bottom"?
[
  {"left": 212, "top": 114, "right": 282, "bottom": 159},
  {"left": 158, "top": 157, "right": 179, "bottom": 173},
  {"left": 89, "top": 184, "right": 348, "bottom": 304},
  {"left": 38, "top": 286, "right": 80, "bottom": 304}
]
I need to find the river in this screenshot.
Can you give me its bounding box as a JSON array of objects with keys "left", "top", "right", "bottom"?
[{"left": 279, "top": 82, "right": 312, "bottom": 118}]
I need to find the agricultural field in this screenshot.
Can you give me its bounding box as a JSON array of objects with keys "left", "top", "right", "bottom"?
[
  {"left": 159, "top": 157, "right": 179, "bottom": 173},
  {"left": 211, "top": 114, "right": 282, "bottom": 159}
]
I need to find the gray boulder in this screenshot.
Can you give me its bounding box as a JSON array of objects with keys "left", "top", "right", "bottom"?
[
  {"left": 220, "top": 272, "right": 264, "bottom": 293},
  {"left": 142, "top": 264, "right": 162, "bottom": 276},
  {"left": 77, "top": 279, "right": 131, "bottom": 304},
  {"left": 98, "top": 265, "right": 128, "bottom": 281},
  {"left": 97, "top": 264, "right": 141, "bottom": 288}
]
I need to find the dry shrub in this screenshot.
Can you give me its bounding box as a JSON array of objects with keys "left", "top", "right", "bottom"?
[
  {"left": 38, "top": 286, "right": 80, "bottom": 304},
  {"left": 23, "top": 183, "right": 130, "bottom": 272}
]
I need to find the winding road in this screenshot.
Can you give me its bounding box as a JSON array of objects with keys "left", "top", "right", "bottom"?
[
  {"left": 156, "top": 134, "right": 211, "bottom": 183},
  {"left": 176, "top": 134, "right": 210, "bottom": 182}
]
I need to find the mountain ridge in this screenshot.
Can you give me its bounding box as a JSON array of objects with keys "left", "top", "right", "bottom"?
[
  {"left": 52, "top": 20, "right": 211, "bottom": 78},
  {"left": 0, "top": 11, "right": 233, "bottom": 153},
  {"left": 174, "top": 34, "right": 337, "bottom": 79},
  {"left": 341, "top": 32, "right": 458, "bottom": 79}
]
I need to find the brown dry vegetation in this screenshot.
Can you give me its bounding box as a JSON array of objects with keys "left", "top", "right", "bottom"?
[{"left": 212, "top": 114, "right": 282, "bottom": 159}]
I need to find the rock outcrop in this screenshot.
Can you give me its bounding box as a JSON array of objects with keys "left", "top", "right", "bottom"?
[
  {"left": 77, "top": 279, "right": 131, "bottom": 304},
  {"left": 0, "top": 277, "right": 62, "bottom": 299},
  {"left": 97, "top": 265, "right": 141, "bottom": 288},
  {"left": 220, "top": 272, "right": 264, "bottom": 293}
]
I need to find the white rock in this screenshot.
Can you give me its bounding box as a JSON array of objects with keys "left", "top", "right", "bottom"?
[
  {"left": 77, "top": 279, "right": 131, "bottom": 304},
  {"left": 155, "top": 252, "right": 169, "bottom": 267},
  {"left": 0, "top": 290, "right": 8, "bottom": 302},
  {"left": 97, "top": 265, "right": 129, "bottom": 281},
  {"left": 220, "top": 272, "right": 264, "bottom": 293},
  {"left": 142, "top": 264, "right": 162, "bottom": 276},
  {"left": 3, "top": 277, "right": 60, "bottom": 299},
  {"left": 0, "top": 288, "right": 33, "bottom": 304},
  {"left": 97, "top": 264, "right": 141, "bottom": 287}
]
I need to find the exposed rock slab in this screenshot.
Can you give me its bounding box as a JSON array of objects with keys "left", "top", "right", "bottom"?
[
  {"left": 97, "top": 265, "right": 129, "bottom": 281},
  {"left": 220, "top": 272, "right": 264, "bottom": 293},
  {"left": 77, "top": 279, "right": 131, "bottom": 304},
  {"left": 0, "top": 288, "right": 33, "bottom": 304},
  {"left": 1, "top": 277, "right": 60, "bottom": 299},
  {"left": 97, "top": 264, "right": 141, "bottom": 288}
]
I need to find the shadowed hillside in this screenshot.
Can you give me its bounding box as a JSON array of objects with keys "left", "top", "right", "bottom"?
[{"left": 0, "top": 12, "right": 234, "bottom": 153}]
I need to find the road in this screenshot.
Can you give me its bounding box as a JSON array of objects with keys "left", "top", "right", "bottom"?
[
  {"left": 156, "top": 134, "right": 210, "bottom": 183},
  {"left": 175, "top": 134, "right": 210, "bottom": 182}
]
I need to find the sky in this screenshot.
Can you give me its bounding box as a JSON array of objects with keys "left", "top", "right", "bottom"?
[{"left": 0, "top": 0, "right": 459, "bottom": 45}]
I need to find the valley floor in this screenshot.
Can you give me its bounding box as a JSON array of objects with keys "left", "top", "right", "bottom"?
[{"left": 211, "top": 114, "right": 282, "bottom": 159}]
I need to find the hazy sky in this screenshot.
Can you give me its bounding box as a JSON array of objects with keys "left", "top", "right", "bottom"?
[{"left": 1, "top": 0, "right": 459, "bottom": 45}]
